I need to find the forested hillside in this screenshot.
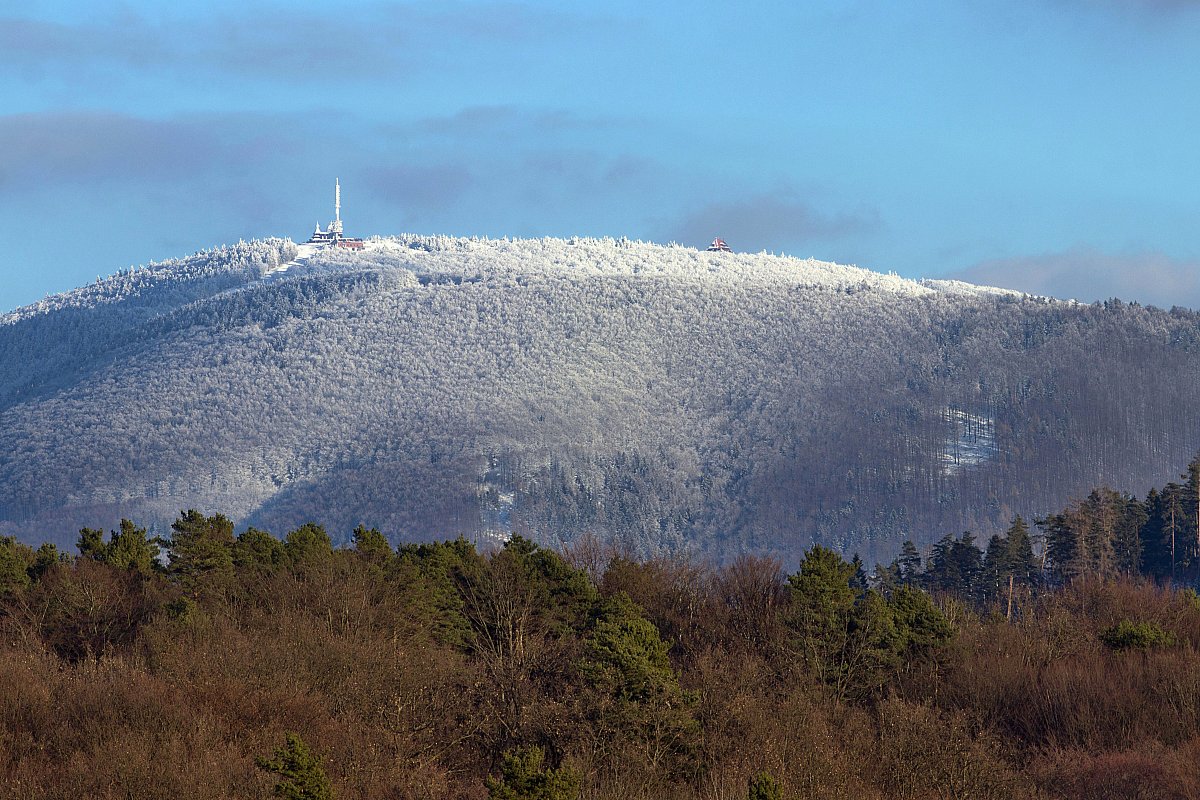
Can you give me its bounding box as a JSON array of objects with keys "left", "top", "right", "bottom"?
[
  {"left": 2, "top": 235, "right": 1199, "bottom": 562},
  {"left": 4, "top": 505, "right": 1200, "bottom": 799}
]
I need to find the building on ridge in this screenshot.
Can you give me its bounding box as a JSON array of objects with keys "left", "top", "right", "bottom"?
[
  {"left": 308, "top": 178, "right": 365, "bottom": 250},
  {"left": 707, "top": 237, "right": 732, "bottom": 252}
]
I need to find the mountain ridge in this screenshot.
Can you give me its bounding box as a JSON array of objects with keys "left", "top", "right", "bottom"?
[{"left": 2, "top": 234, "right": 1196, "bottom": 564}]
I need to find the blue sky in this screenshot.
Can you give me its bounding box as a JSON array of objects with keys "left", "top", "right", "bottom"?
[{"left": 3, "top": 0, "right": 1200, "bottom": 311}]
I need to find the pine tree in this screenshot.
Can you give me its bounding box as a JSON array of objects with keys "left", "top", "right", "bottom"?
[
  {"left": 922, "top": 534, "right": 956, "bottom": 593},
  {"left": 485, "top": 747, "right": 580, "bottom": 800},
  {"left": 897, "top": 540, "right": 922, "bottom": 585},
  {"left": 1164, "top": 484, "right": 1186, "bottom": 581},
  {"left": 874, "top": 559, "right": 901, "bottom": 595},
  {"left": 1142, "top": 487, "right": 1183, "bottom": 581},
  {"left": 256, "top": 733, "right": 334, "bottom": 800},
  {"left": 1004, "top": 516, "right": 1037, "bottom": 585},
  {"left": 849, "top": 553, "right": 869, "bottom": 592},
  {"left": 77, "top": 527, "right": 107, "bottom": 560},
  {"left": 949, "top": 533, "right": 983, "bottom": 601},
  {"left": 351, "top": 524, "right": 391, "bottom": 565},
  {"left": 0, "top": 536, "right": 33, "bottom": 596},
  {"left": 28, "top": 543, "right": 64, "bottom": 582},
  {"left": 747, "top": 771, "right": 783, "bottom": 800},
  {"left": 233, "top": 527, "right": 285, "bottom": 569},
  {"left": 923, "top": 533, "right": 982, "bottom": 600},
  {"left": 1113, "top": 495, "right": 1147, "bottom": 576},
  {"left": 105, "top": 519, "right": 159, "bottom": 574},
  {"left": 284, "top": 523, "right": 334, "bottom": 570},
  {"left": 788, "top": 546, "right": 857, "bottom": 649},
  {"left": 166, "top": 510, "right": 235, "bottom": 594},
  {"left": 982, "top": 533, "right": 1009, "bottom": 599},
  {"left": 1183, "top": 455, "right": 1200, "bottom": 580},
  {"left": 1040, "top": 512, "right": 1074, "bottom": 584}
]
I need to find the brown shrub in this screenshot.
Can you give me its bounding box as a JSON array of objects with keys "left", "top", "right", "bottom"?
[
  {"left": 1035, "top": 741, "right": 1200, "bottom": 800},
  {"left": 599, "top": 555, "right": 712, "bottom": 662},
  {"left": 684, "top": 647, "right": 878, "bottom": 800},
  {"left": 934, "top": 579, "right": 1200, "bottom": 751},
  {"left": 12, "top": 559, "right": 164, "bottom": 661},
  {"left": 867, "top": 698, "right": 1030, "bottom": 800}
]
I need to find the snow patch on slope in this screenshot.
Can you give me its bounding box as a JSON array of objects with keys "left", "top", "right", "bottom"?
[
  {"left": 941, "top": 407, "right": 998, "bottom": 475},
  {"left": 267, "top": 242, "right": 319, "bottom": 276}
]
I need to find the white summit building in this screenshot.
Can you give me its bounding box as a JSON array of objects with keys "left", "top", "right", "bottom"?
[{"left": 307, "top": 179, "right": 364, "bottom": 250}]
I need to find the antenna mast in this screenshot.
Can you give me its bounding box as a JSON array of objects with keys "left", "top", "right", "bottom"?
[{"left": 330, "top": 178, "right": 343, "bottom": 235}]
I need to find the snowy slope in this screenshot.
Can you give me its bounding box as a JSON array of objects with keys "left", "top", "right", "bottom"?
[{"left": 1, "top": 235, "right": 1197, "bottom": 564}]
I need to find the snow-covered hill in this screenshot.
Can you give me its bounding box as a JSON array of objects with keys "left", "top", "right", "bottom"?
[{"left": 2, "top": 234, "right": 1198, "bottom": 564}]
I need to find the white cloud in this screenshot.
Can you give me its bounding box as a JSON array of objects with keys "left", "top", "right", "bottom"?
[
  {"left": 666, "top": 189, "right": 880, "bottom": 253},
  {"left": 949, "top": 246, "right": 1200, "bottom": 309}
]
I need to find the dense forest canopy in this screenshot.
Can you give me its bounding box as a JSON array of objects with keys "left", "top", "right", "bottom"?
[
  {"left": 2, "top": 235, "right": 1200, "bottom": 563},
  {"left": 6, "top": 460, "right": 1200, "bottom": 798}
]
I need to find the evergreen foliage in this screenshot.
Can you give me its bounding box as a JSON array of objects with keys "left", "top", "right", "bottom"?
[
  {"left": 233, "top": 527, "right": 286, "bottom": 569},
  {"left": 256, "top": 733, "right": 334, "bottom": 800},
  {"left": 1099, "top": 620, "right": 1175, "bottom": 651},
  {"left": 8, "top": 484, "right": 1200, "bottom": 798},
  {"left": 28, "top": 542, "right": 64, "bottom": 582},
  {"left": 787, "top": 546, "right": 953, "bottom": 699},
  {"left": 0, "top": 535, "right": 32, "bottom": 595},
  {"left": 166, "top": 510, "right": 235, "bottom": 593},
  {"left": 284, "top": 523, "right": 334, "bottom": 569},
  {"left": 485, "top": 747, "right": 580, "bottom": 800},
  {"left": 104, "top": 519, "right": 159, "bottom": 574},
  {"left": 583, "top": 593, "right": 679, "bottom": 703},
  {"left": 351, "top": 524, "right": 391, "bottom": 564},
  {"left": 747, "top": 772, "right": 783, "bottom": 800},
  {"left": 898, "top": 540, "right": 922, "bottom": 585}
]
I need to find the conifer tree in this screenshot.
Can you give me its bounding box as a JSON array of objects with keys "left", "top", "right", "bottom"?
[
  {"left": 256, "top": 733, "right": 334, "bottom": 800},
  {"left": 874, "top": 559, "right": 901, "bottom": 595},
  {"left": 923, "top": 533, "right": 982, "bottom": 599},
  {"left": 166, "top": 510, "right": 235, "bottom": 594},
  {"left": 1113, "top": 495, "right": 1147, "bottom": 575},
  {"left": 105, "top": 519, "right": 159, "bottom": 574},
  {"left": 1163, "top": 484, "right": 1186, "bottom": 581},
  {"left": 747, "top": 771, "right": 783, "bottom": 800},
  {"left": 787, "top": 546, "right": 857, "bottom": 672},
  {"left": 485, "top": 746, "right": 579, "bottom": 800},
  {"left": 950, "top": 533, "right": 983, "bottom": 601},
  {"left": 1183, "top": 455, "right": 1200, "bottom": 579},
  {"left": 0, "top": 535, "right": 33, "bottom": 596},
  {"left": 1004, "top": 516, "right": 1037, "bottom": 585},
  {"left": 233, "top": 527, "right": 285, "bottom": 569},
  {"left": 77, "top": 527, "right": 107, "bottom": 560},
  {"left": 351, "top": 524, "right": 391, "bottom": 565},
  {"left": 284, "top": 523, "right": 334, "bottom": 570},
  {"left": 28, "top": 543, "right": 64, "bottom": 582},
  {"left": 922, "top": 534, "right": 956, "bottom": 593},
  {"left": 982, "top": 534, "right": 1009, "bottom": 599},
  {"left": 897, "top": 540, "right": 922, "bottom": 585},
  {"left": 850, "top": 553, "right": 869, "bottom": 592}
]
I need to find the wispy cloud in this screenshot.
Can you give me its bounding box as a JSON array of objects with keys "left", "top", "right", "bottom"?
[
  {"left": 666, "top": 189, "right": 880, "bottom": 252},
  {"left": 949, "top": 246, "right": 1200, "bottom": 309},
  {"left": 0, "top": 4, "right": 593, "bottom": 83},
  {"left": 0, "top": 111, "right": 298, "bottom": 189},
  {"left": 1064, "top": 0, "right": 1200, "bottom": 12},
  {"left": 361, "top": 163, "right": 475, "bottom": 221},
  {"left": 1042, "top": 0, "right": 1200, "bottom": 24},
  {"left": 413, "top": 105, "right": 629, "bottom": 138},
  {"left": 0, "top": 112, "right": 224, "bottom": 185}
]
